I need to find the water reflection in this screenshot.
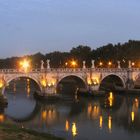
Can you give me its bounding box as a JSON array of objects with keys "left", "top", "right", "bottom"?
[
  {"left": 131, "top": 111, "right": 135, "bottom": 122},
  {"left": 42, "top": 110, "right": 47, "bottom": 121},
  {"left": 108, "top": 115, "right": 112, "bottom": 133},
  {"left": 65, "top": 120, "right": 69, "bottom": 131},
  {"left": 0, "top": 114, "right": 5, "bottom": 123},
  {"left": 40, "top": 106, "right": 58, "bottom": 126},
  {"left": 4, "top": 78, "right": 38, "bottom": 120},
  {"left": 108, "top": 92, "right": 114, "bottom": 107},
  {"left": 72, "top": 122, "right": 77, "bottom": 137},
  {"left": 26, "top": 79, "right": 31, "bottom": 98},
  {"left": 13, "top": 82, "right": 16, "bottom": 93},
  {"left": 87, "top": 103, "right": 100, "bottom": 120},
  {"left": 99, "top": 115, "right": 103, "bottom": 129},
  {"left": 131, "top": 98, "right": 139, "bottom": 123}
]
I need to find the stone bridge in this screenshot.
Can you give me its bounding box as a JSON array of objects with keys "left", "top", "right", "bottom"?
[{"left": 0, "top": 60, "right": 140, "bottom": 95}]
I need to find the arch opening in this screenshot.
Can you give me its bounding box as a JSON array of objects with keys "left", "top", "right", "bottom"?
[
  {"left": 4, "top": 76, "right": 41, "bottom": 96},
  {"left": 99, "top": 75, "right": 124, "bottom": 91},
  {"left": 57, "top": 75, "right": 87, "bottom": 95},
  {"left": 4, "top": 77, "right": 41, "bottom": 120}
]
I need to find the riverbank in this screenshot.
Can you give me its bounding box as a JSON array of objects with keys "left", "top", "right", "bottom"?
[{"left": 0, "top": 123, "right": 64, "bottom": 140}]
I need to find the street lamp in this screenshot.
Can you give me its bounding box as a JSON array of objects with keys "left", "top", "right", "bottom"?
[
  {"left": 19, "top": 59, "right": 31, "bottom": 72},
  {"left": 99, "top": 62, "right": 103, "bottom": 67},
  {"left": 0, "top": 79, "right": 4, "bottom": 89},
  {"left": 65, "top": 62, "right": 68, "bottom": 67},
  {"left": 71, "top": 60, "right": 77, "bottom": 68},
  {"left": 41, "top": 79, "right": 47, "bottom": 87},
  {"left": 132, "top": 62, "right": 135, "bottom": 67},
  {"left": 108, "top": 61, "right": 112, "bottom": 67}
]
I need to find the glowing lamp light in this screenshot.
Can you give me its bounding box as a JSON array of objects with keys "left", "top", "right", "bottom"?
[
  {"left": 87, "top": 79, "right": 92, "bottom": 85},
  {"left": 42, "top": 110, "right": 47, "bottom": 121},
  {"left": 0, "top": 114, "right": 4, "bottom": 122},
  {"left": 99, "top": 62, "right": 103, "bottom": 66},
  {"left": 41, "top": 79, "right": 47, "bottom": 87},
  {"left": 48, "top": 83, "right": 51, "bottom": 87},
  {"left": 135, "top": 98, "right": 138, "bottom": 103},
  {"left": 0, "top": 80, "right": 4, "bottom": 88},
  {"left": 72, "top": 122, "right": 77, "bottom": 137},
  {"left": 51, "top": 80, "right": 56, "bottom": 86},
  {"left": 108, "top": 61, "right": 112, "bottom": 66},
  {"left": 109, "top": 92, "right": 113, "bottom": 99},
  {"left": 87, "top": 104, "right": 92, "bottom": 117},
  {"left": 71, "top": 61, "right": 76, "bottom": 66},
  {"left": 108, "top": 92, "right": 114, "bottom": 107},
  {"left": 27, "top": 79, "right": 30, "bottom": 82},
  {"left": 108, "top": 116, "right": 112, "bottom": 132},
  {"left": 19, "top": 59, "right": 31, "bottom": 72},
  {"left": 99, "top": 115, "right": 103, "bottom": 129},
  {"left": 135, "top": 98, "right": 139, "bottom": 108},
  {"left": 71, "top": 60, "right": 77, "bottom": 68},
  {"left": 65, "top": 120, "right": 69, "bottom": 131},
  {"left": 92, "top": 77, "right": 99, "bottom": 85},
  {"left": 132, "top": 62, "right": 135, "bottom": 66},
  {"left": 92, "top": 105, "right": 100, "bottom": 119},
  {"left": 131, "top": 111, "right": 135, "bottom": 122}
]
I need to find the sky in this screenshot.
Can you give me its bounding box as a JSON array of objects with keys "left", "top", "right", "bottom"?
[{"left": 0, "top": 0, "right": 140, "bottom": 58}]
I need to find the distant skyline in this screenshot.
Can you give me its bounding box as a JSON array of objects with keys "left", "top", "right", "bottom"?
[{"left": 0, "top": 0, "right": 140, "bottom": 58}]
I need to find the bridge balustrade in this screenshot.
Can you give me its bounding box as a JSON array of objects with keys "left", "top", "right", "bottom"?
[{"left": 0, "top": 68, "right": 140, "bottom": 74}]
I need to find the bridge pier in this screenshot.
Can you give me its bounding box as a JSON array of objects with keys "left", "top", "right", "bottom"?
[
  {"left": 126, "top": 69, "right": 134, "bottom": 89},
  {"left": 87, "top": 84, "right": 100, "bottom": 94},
  {"left": 88, "top": 85, "right": 100, "bottom": 91},
  {"left": 41, "top": 85, "right": 56, "bottom": 96}
]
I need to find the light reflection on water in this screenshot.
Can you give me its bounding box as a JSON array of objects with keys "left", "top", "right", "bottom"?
[
  {"left": 0, "top": 114, "right": 5, "bottom": 123},
  {"left": 1, "top": 79, "right": 140, "bottom": 140}
]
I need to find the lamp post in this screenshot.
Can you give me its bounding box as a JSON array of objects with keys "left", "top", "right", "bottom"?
[
  {"left": 19, "top": 59, "right": 31, "bottom": 73},
  {"left": 71, "top": 60, "right": 77, "bottom": 68},
  {"left": 108, "top": 61, "right": 112, "bottom": 68},
  {"left": 132, "top": 62, "right": 135, "bottom": 67},
  {"left": 99, "top": 62, "right": 103, "bottom": 67}
]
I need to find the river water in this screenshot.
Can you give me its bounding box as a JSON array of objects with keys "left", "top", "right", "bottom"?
[{"left": 1, "top": 78, "right": 140, "bottom": 140}]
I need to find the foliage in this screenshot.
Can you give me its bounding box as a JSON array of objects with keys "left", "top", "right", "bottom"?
[{"left": 0, "top": 40, "right": 140, "bottom": 68}]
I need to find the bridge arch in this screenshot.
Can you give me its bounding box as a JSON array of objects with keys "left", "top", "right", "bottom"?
[
  {"left": 99, "top": 74, "right": 125, "bottom": 90},
  {"left": 58, "top": 74, "right": 86, "bottom": 85},
  {"left": 57, "top": 74, "right": 87, "bottom": 94},
  {"left": 2, "top": 75, "right": 42, "bottom": 94}
]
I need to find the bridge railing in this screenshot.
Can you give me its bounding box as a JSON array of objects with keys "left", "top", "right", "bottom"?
[
  {"left": 0, "top": 69, "right": 19, "bottom": 73},
  {"left": 0, "top": 68, "right": 140, "bottom": 74}
]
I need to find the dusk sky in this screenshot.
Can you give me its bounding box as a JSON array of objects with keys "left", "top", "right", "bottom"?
[{"left": 0, "top": 0, "right": 140, "bottom": 58}]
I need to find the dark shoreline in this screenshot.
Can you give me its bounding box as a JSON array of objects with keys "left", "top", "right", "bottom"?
[{"left": 0, "top": 123, "right": 65, "bottom": 140}]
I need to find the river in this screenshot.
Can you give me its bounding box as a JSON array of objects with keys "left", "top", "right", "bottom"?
[{"left": 1, "top": 78, "right": 140, "bottom": 140}]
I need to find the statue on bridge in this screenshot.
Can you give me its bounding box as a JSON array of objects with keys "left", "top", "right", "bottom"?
[
  {"left": 41, "top": 60, "right": 44, "bottom": 70},
  {"left": 83, "top": 61, "right": 86, "bottom": 69},
  {"left": 91, "top": 60, "right": 95, "bottom": 69},
  {"left": 128, "top": 60, "right": 132, "bottom": 69},
  {"left": 46, "top": 59, "right": 50, "bottom": 69},
  {"left": 117, "top": 61, "right": 121, "bottom": 69}
]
